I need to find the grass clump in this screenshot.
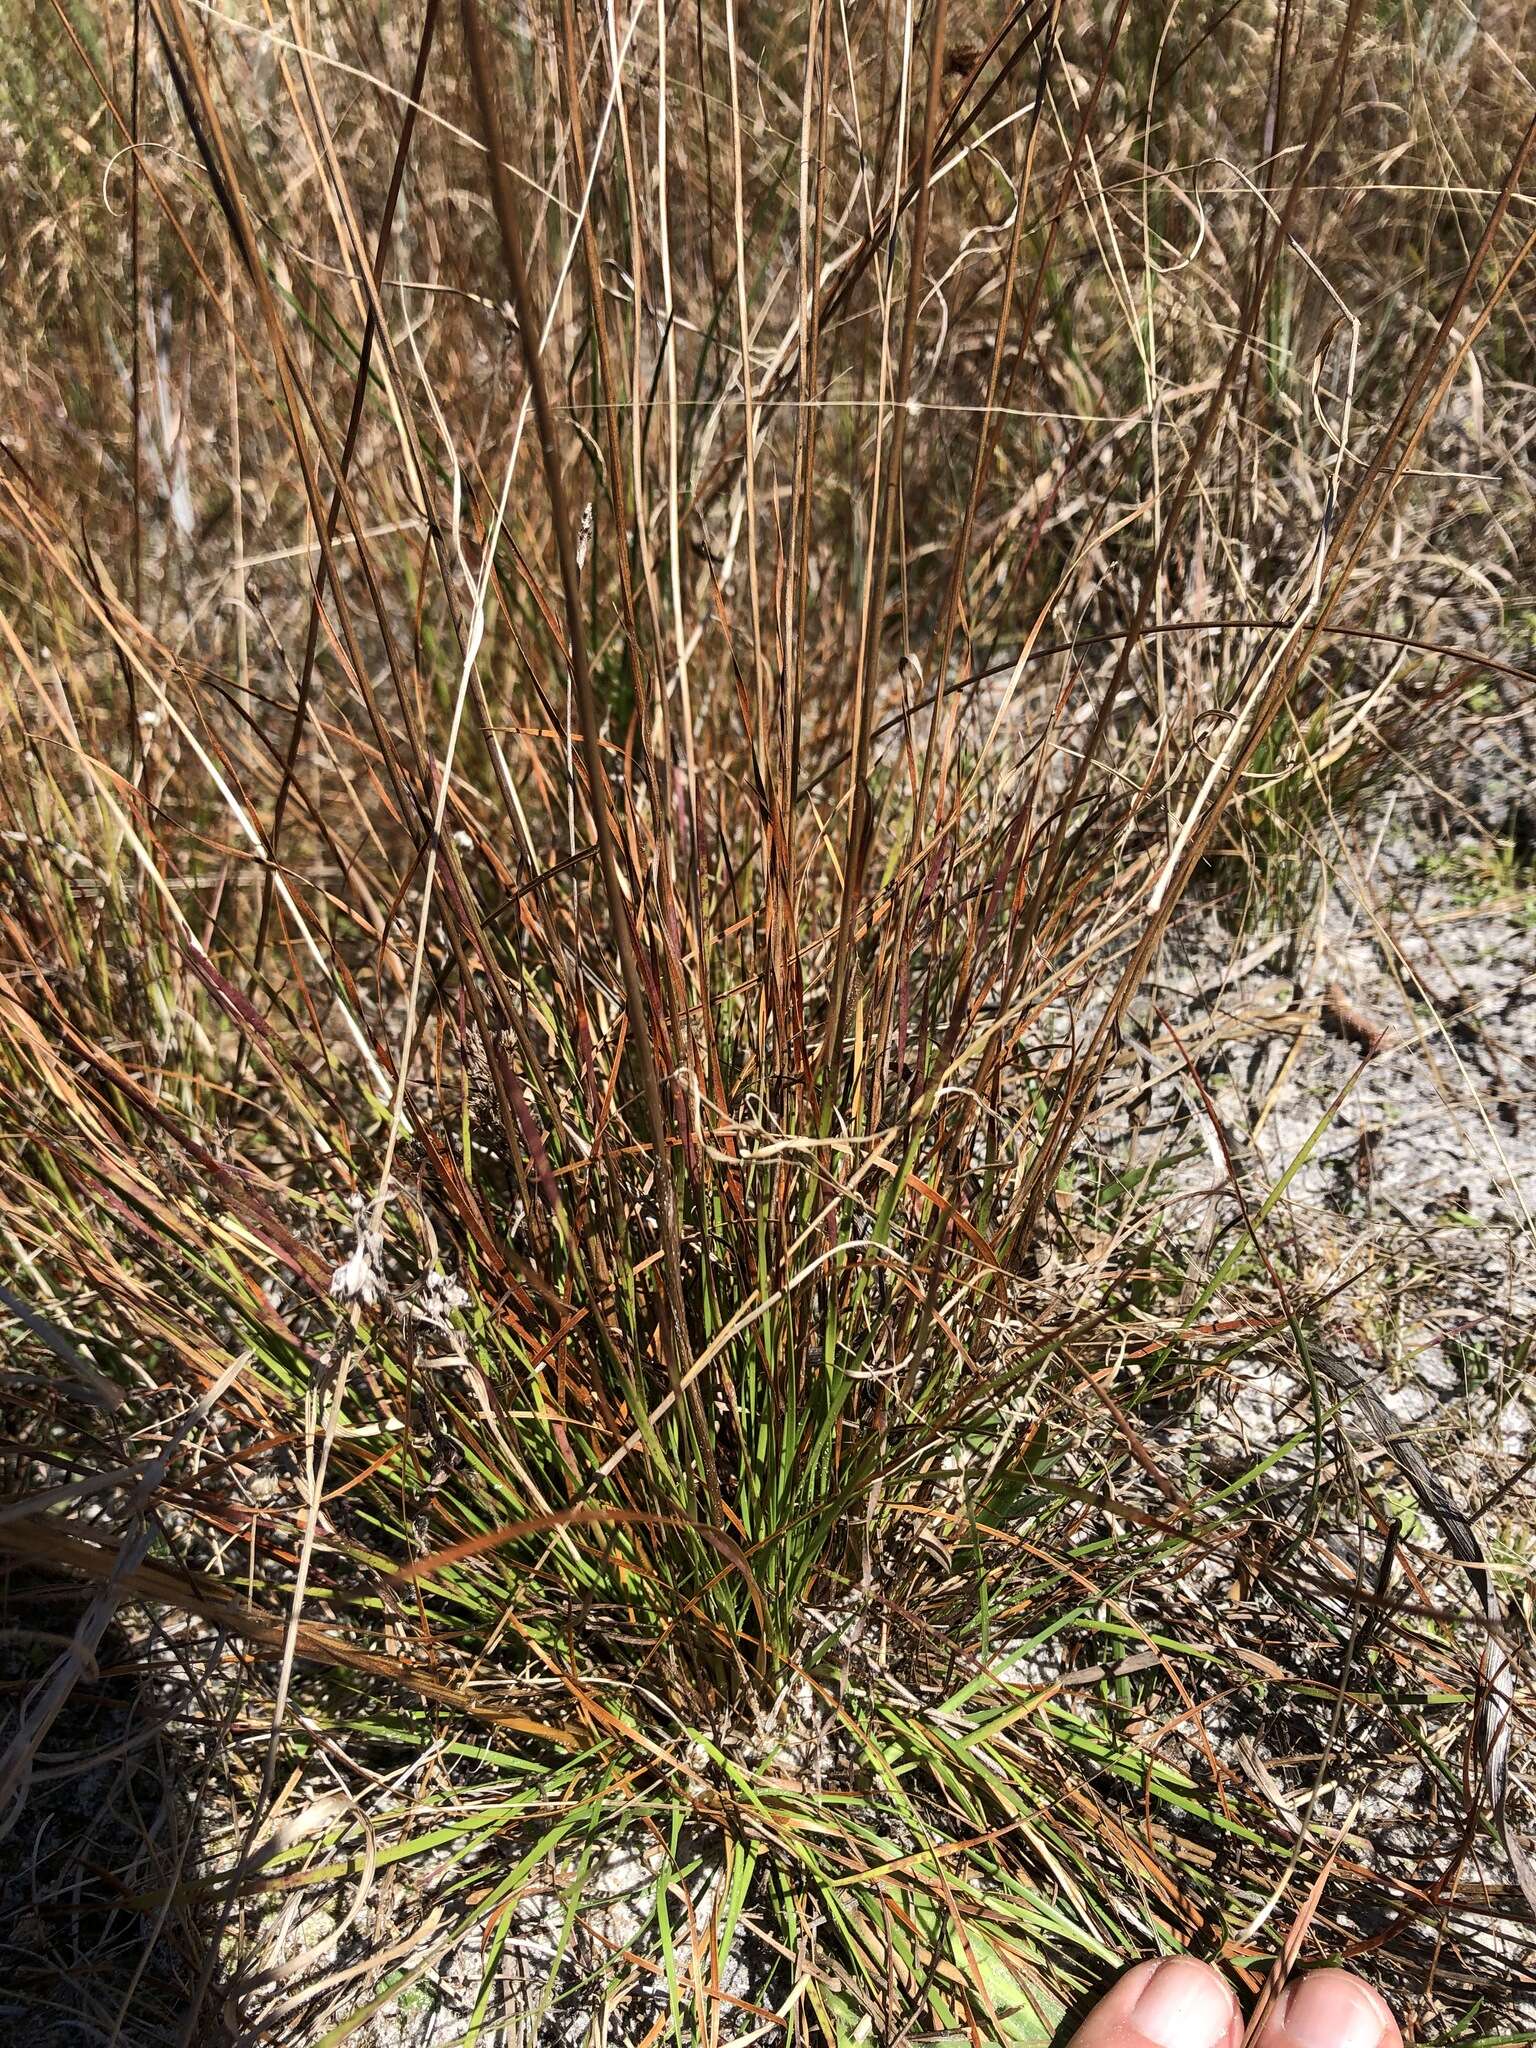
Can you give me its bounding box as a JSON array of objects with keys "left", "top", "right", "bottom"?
[{"left": 1, "top": 0, "right": 1534, "bottom": 2040}]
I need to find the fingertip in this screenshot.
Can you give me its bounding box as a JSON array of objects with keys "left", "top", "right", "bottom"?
[
  {"left": 1260, "top": 1970, "right": 1402, "bottom": 2048},
  {"left": 1071, "top": 1956, "right": 1241, "bottom": 2048}
]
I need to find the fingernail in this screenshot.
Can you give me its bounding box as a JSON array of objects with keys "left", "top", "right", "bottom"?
[
  {"left": 1280, "top": 1974, "right": 1390, "bottom": 2048},
  {"left": 1131, "top": 1958, "right": 1236, "bottom": 2048}
]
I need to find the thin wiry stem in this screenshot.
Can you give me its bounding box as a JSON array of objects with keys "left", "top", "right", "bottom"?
[{"left": 456, "top": 0, "right": 721, "bottom": 1520}]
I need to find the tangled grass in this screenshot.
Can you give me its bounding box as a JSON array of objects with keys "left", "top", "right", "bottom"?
[{"left": 1, "top": 0, "right": 1534, "bottom": 2039}]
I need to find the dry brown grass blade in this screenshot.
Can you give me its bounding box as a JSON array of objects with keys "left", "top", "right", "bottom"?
[
  {"left": 1312, "top": 1349, "right": 1536, "bottom": 1923},
  {"left": 0, "top": 1517, "right": 582, "bottom": 1746},
  {"left": 246, "top": 0, "right": 446, "bottom": 999}
]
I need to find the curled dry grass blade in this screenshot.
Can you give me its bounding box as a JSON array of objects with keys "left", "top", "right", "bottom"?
[{"left": 1, "top": 0, "right": 1534, "bottom": 2040}]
